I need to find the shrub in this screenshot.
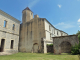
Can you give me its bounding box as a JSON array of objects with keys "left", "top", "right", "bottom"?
[
  {"left": 71, "top": 44, "right": 79, "bottom": 55},
  {"left": 71, "top": 34, "right": 80, "bottom": 55},
  {"left": 47, "top": 44, "right": 53, "bottom": 47},
  {"left": 78, "top": 34, "right": 80, "bottom": 42}
]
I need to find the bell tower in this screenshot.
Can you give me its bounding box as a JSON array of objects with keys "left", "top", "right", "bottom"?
[{"left": 22, "top": 7, "right": 33, "bottom": 23}]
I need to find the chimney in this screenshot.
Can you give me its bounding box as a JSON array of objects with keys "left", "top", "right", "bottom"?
[{"left": 34, "top": 15, "right": 39, "bottom": 18}]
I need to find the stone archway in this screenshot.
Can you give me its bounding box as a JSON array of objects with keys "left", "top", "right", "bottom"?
[
  {"left": 0, "top": 39, "right": 5, "bottom": 52},
  {"left": 60, "top": 41, "right": 71, "bottom": 53},
  {"left": 33, "top": 43, "right": 38, "bottom": 53}
]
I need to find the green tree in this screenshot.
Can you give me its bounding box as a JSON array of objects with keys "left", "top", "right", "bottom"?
[
  {"left": 71, "top": 30, "right": 80, "bottom": 55},
  {"left": 76, "top": 30, "right": 80, "bottom": 35}
]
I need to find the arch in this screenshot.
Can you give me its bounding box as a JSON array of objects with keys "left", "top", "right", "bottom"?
[
  {"left": 33, "top": 43, "right": 38, "bottom": 53},
  {"left": 0, "top": 39, "right": 5, "bottom": 52},
  {"left": 60, "top": 41, "right": 71, "bottom": 53}
]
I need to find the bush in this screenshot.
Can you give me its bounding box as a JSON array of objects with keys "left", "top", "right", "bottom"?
[
  {"left": 47, "top": 44, "right": 53, "bottom": 47},
  {"left": 71, "top": 44, "right": 79, "bottom": 55},
  {"left": 71, "top": 34, "right": 80, "bottom": 55},
  {"left": 78, "top": 34, "right": 80, "bottom": 42}
]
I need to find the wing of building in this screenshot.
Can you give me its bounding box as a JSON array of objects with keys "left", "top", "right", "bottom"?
[
  {"left": 0, "top": 10, "right": 20, "bottom": 53},
  {"left": 19, "top": 7, "right": 68, "bottom": 53}
]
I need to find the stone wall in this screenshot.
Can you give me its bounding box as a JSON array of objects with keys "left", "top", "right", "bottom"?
[{"left": 53, "top": 35, "right": 79, "bottom": 54}]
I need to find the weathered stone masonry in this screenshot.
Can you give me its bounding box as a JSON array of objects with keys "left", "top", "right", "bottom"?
[
  {"left": 0, "top": 10, "right": 20, "bottom": 53},
  {"left": 53, "top": 35, "right": 79, "bottom": 54}
]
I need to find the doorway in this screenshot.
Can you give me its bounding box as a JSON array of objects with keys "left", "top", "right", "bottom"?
[
  {"left": 0, "top": 39, "right": 5, "bottom": 52},
  {"left": 33, "top": 43, "right": 38, "bottom": 53}
]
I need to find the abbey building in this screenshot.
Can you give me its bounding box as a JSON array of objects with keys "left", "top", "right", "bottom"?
[
  {"left": 19, "top": 7, "right": 68, "bottom": 53},
  {"left": 0, "top": 7, "right": 68, "bottom": 54}
]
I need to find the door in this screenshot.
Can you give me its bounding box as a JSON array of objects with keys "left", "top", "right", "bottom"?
[
  {"left": 0, "top": 39, "right": 5, "bottom": 52},
  {"left": 33, "top": 43, "right": 38, "bottom": 53}
]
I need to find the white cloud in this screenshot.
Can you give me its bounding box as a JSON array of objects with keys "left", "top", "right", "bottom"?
[
  {"left": 28, "top": 0, "right": 40, "bottom": 8},
  {"left": 58, "top": 4, "right": 62, "bottom": 8},
  {"left": 79, "top": 26, "right": 80, "bottom": 27},
  {"left": 78, "top": 19, "right": 80, "bottom": 22},
  {"left": 54, "top": 22, "right": 75, "bottom": 30}
]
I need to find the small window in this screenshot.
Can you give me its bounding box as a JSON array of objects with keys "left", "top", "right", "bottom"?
[
  {"left": 10, "top": 40, "right": 14, "bottom": 49},
  {"left": 57, "top": 31, "right": 58, "bottom": 35},
  {"left": 54, "top": 29, "right": 55, "bottom": 34},
  {"left": 61, "top": 33, "right": 63, "bottom": 36},
  {"left": 12, "top": 24, "right": 15, "bottom": 30},
  {"left": 31, "top": 13, "right": 32, "bottom": 15},
  {"left": 4, "top": 20, "right": 7, "bottom": 28},
  {"left": 52, "top": 29, "right": 53, "bottom": 34},
  {"left": 50, "top": 34, "right": 52, "bottom": 40},
  {"left": 49, "top": 25, "right": 51, "bottom": 31}
]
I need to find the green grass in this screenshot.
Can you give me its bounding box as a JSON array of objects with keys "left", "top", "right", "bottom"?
[{"left": 0, "top": 52, "right": 79, "bottom": 60}]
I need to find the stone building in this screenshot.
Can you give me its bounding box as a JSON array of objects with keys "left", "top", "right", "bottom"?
[
  {"left": 0, "top": 10, "right": 20, "bottom": 53},
  {"left": 19, "top": 7, "right": 68, "bottom": 53}
]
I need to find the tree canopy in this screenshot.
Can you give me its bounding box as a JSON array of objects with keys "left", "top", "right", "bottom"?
[{"left": 76, "top": 30, "right": 80, "bottom": 35}]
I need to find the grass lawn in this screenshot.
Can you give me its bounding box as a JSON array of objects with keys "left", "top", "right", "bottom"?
[{"left": 0, "top": 52, "right": 79, "bottom": 60}]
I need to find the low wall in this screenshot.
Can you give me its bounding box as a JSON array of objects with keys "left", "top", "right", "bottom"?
[{"left": 53, "top": 35, "right": 79, "bottom": 54}]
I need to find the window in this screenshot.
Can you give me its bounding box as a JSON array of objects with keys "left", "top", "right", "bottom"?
[
  {"left": 4, "top": 20, "right": 7, "bottom": 28},
  {"left": 31, "top": 13, "right": 32, "bottom": 15},
  {"left": 50, "top": 34, "right": 52, "bottom": 40},
  {"left": 10, "top": 40, "right": 14, "bottom": 49},
  {"left": 49, "top": 25, "right": 51, "bottom": 31},
  {"left": 57, "top": 31, "right": 58, "bottom": 35},
  {"left": 54, "top": 29, "right": 55, "bottom": 34},
  {"left": 61, "top": 33, "right": 63, "bottom": 36},
  {"left": 52, "top": 29, "right": 53, "bottom": 34},
  {"left": 12, "top": 24, "right": 15, "bottom": 30}
]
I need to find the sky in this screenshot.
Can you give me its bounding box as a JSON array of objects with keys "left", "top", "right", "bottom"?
[{"left": 0, "top": 0, "right": 80, "bottom": 35}]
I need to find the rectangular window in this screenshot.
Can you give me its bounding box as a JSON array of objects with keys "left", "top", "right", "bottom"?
[
  {"left": 61, "top": 33, "right": 63, "bottom": 36},
  {"left": 49, "top": 25, "right": 51, "bottom": 31},
  {"left": 52, "top": 29, "right": 53, "bottom": 34},
  {"left": 57, "top": 31, "right": 58, "bottom": 35},
  {"left": 50, "top": 34, "right": 52, "bottom": 40},
  {"left": 4, "top": 20, "right": 7, "bottom": 28},
  {"left": 54, "top": 29, "right": 55, "bottom": 34},
  {"left": 12, "top": 24, "right": 15, "bottom": 30},
  {"left": 10, "top": 40, "right": 14, "bottom": 49}
]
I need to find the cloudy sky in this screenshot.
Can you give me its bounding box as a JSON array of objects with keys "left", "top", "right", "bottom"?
[{"left": 0, "top": 0, "right": 80, "bottom": 35}]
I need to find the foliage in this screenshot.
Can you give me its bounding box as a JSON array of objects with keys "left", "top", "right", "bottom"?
[
  {"left": 78, "top": 34, "right": 80, "bottom": 42},
  {"left": 71, "top": 30, "right": 80, "bottom": 55},
  {"left": 76, "top": 30, "right": 80, "bottom": 35},
  {"left": 47, "top": 44, "right": 53, "bottom": 47},
  {"left": 71, "top": 44, "right": 79, "bottom": 55}
]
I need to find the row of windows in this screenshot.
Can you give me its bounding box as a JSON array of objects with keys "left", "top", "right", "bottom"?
[
  {"left": 49, "top": 25, "right": 63, "bottom": 36},
  {"left": 4, "top": 20, "right": 15, "bottom": 30}
]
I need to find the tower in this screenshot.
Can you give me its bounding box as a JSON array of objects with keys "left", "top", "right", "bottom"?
[{"left": 22, "top": 7, "right": 33, "bottom": 23}]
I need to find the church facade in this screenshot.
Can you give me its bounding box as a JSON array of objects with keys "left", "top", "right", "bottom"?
[{"left": 19, "top": 7, "right": 68, "bottom": 53}]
